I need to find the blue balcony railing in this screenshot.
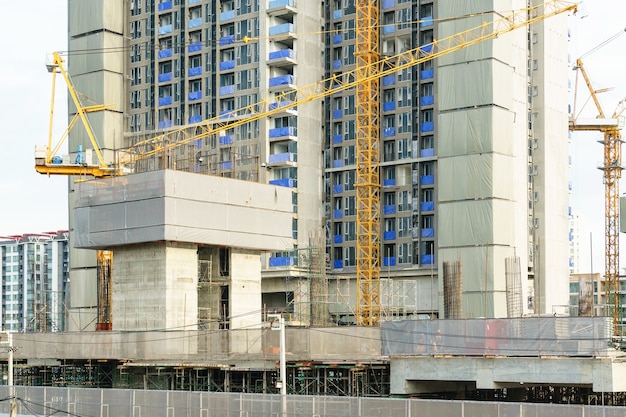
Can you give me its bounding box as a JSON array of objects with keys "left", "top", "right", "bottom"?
[
  {"left": 219, "top": 135, "right": 233, "bottom": 145},
  {"left": 220, "top": 35, "right": 235, "bottom": 46},
  {"left": 420, "top": 16, "right": 433, "bottom": 27},
  {"left": 334, "top": 235, "right": 343, "bottom": 244},
  {"left": 383, "top": 178, "right": 396, "bottom": 187},
  {"left": 420, "top": 95, "right": 434, "bottom": 106},
  {"left": 420, "top": 201, "right": 434, "bottom": 211},
  {"left": 269, "top": 126, "right": 297, "bottom": 138},
  {"left": 333, "top": 184, "right": 343, "bottom": 194},
  {"left": 332, "top": 109, "right": 342, "bottom": 119},
  {"left": 269, "top": 74, "right": 295, "bottom": 87},
  {"left": 333, "top": 159, "right": 343, "bottom": 168},
  {"left": 383, "top": 205, "right": 396, "bottom": 215},
  {"left": 382, "top": 25, "right": 395, "bottom": 35},
  {"left": 268, "top": 152, "right": 296, "bottom": 164},
  {"left": 383, "top": 230, "right": 396, "bottom": 241},
  {"left": 333, "top": 260, "right": 343, "bottom": 269},
  {"left": 188, "top": 67, "right": 202, "bottom": 77},
  {"left": 269, "top": 256, "right": 295, "bottom": 267},
  {"left": 158, "top": 24, "right": 172, "bottom": 35},
  {"left": 333, "top": 134, "right": 342, "bottom": 144},
  {"left": 188, "top": 42, "right": 202, "bottom": 53},
  {"left": 382, "top": 75, "right": 395, "bottom": 86},
  {"left": 421, "top": 175, "right": 434, "bottom": 185},
  {"left": 421, "top": 148, "right": 434, "bottom": 158},
  {"left": 158, "top": 96, "right": 172, "bottom": 106},
  {"left": 421, "top": 69, "right": 434, "bottom": 79},
  {"left": 333, "top": 9, "right": 343, "bottom": 19},
  {"left": 421, "top": 254, "right": 434, "bottom": 265},
  {"left": 421, "top": 228, "right": 434, "bottom": 238},
  {"left": 158, "top": 72, "right": 173, "bottom": 83},
  {"left": 219, "top": 60, "right": 235, "bottom": 71},
  {"left": 382, "top": 0, "right": 394, "bottom": 8},
  {"left": 269, "top": 0, "right": 294, "bottom": 9},
  {"left": 220, "top": 10, "right": 235, "bottom": 21},
  {"left": 333, "top": 60, "right": 342, "bottom": 69},
  {"left": 383, "top": 127, "right": 395, "bottom": 137},
  {"left": 383, "top": 101, "right": 396, "bottom": 112},
  {"left": 420, "top": 122, "right": 434, "bottom": 132},
  {"left": 158, "top": 49, "right": 172, "bottom": 59},
  {"left": 158, "top": 1, "right": 172, "bottom": 12},
  {"left": 269, "top": 23, "right": 294, "bottom": 36},
  {"left": 189, "top": 115, "right": 202, "bottom": 124},
  {"left": 158, "top": 120, "right": 172, "bottom": 129},
  {"left": 333, "top": 209, "right": 343, "bottom": 219},
  {"left": 188, "top": 17, "right": 202, "bottom": 28},
  {"left": 220, "top": 161, "right": 233, "bottom": 170},
  {"left": 188, "top": 91, "right": 202, "bottom": 101},
  {"left": 383, "top": 257, "right": 397, "bottom": 267},
  {"left": 219, "top": 85, "right": 235, "bottom": 96},
  {"left": 269, "top": 49, "right": 295, "bottom": 60},
  {"left": 333, "top": 34, "right": 342, "bottom": 44}
]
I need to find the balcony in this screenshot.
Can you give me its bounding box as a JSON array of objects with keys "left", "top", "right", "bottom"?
[
  {"left": 189, "top": 17, "right": 202, "bottom": 28},
  {"left": 383, "top": 230, "right": 396, "bottom": 241},
  {"left": 420, "top": 95, "right": 434, "bottom": 106},
  {"left": 421, "top": 254, "right": 434, "bottom": 265},
  {"left": 333, "top": 34, "right": 342, "bottom": 44},
  {"left": 333, "top": 235, "right": 343, "bottom": 244},
  {"left": 219, "top": 135, "right": 233, "bottom": 145},
  {"left": 420, "top": 68, "right": 434, "bottom": 80},
  {"left": 219, "top": 85, "right": 235, "bottom": 96},
  {"left": 333, "top": 184, "right": 342, "bottom": 194},
  {"left": 220, "top": 10, "right": 235, "bottom": 21},
  {"left": 420, "top": 201, "right": 434, "bottom": 211},
  {"left": 158, "top": 120, "right": 172, "bottom": 129},
  {"left": 382, "top": 75, "right": 395, "bottom": 86},
  {"left": 382, "top": 0, "right": 394, "bottom": 8},
  {"left": 421, "top": 228, "right": 434, "bottom": 238},
  {"left": 269, "top": 74, "right": 295, "bottom": 91},
  {"left": 383, "top": 178, "right": 396, "bottom": 187},
  {"left": 188, "top": 42, "right": 202, "bottom": 53},
  {"left": 333, "top": 60, "right": 342, "bottom": 69},
  {"left": 158, "top": 72, "right": 173, "bottom": 83},
  {"left": 269, "top": 256, "right": 295, "bottom": 267},
  {"left": 158, "top": 24, "right": 172, "bottom": 35},
  {"left": 420, "top": 175, "right": 434, "bottom": 185},
  {"left": 158, "top": 49, "right": 173, "bottom": 59},
  {"left": 333, "top": 9, "right": 342, "bottom": 19},
  {"left": 158, "top": 96, "right": 172, "bottom": 106},
  {"left": 269, "top": 126, "right": 297, "bottom": 139},
  {"left": 268, "top": 152, "right": 296, "bottom": 166},
  {"left": 333, "top": 134, "right": 342, "bottom": 144},
  {"left": 188, "top": 66, "right": 202, "bottom": 77},
  {"left": 220, "top": 35, "right": 235, "bottom": 46},
  {"left": 269, "top": 178, "right": 296, "bottom": 188},
  {"left": 420, "top": 148, "right": 434, "bottom": 158},
  {"left": 188, "top": 91, "right": 202, "bottom": 101},
  {"left": 382, "top": 25, "right": 395, "bottom": 35},
  {"left": 383, "top": 205, "right": 396, "bottom": 215},
  {"left": 157, "top": 1, "right": 172, "bottom": 12},
  {"left": 189, "top": 115, "right": 202, "bottom": 124},
  {"left": 268, "top": 101, "right": 297, "bottom": 117},
  {"left": 420, "top": 16, "right": 433, "bottom": 28},
  {"left": 333, "top": 260, "right": 343, "bottom": 269},
  {"left": 420, "top": 122, "right": 434, "bottom": 132},
  {"left": 219, "top": 60, "right": 235, "bottom": 71},
  {"left": 189, "top": 0, "right": 201, "bottom": 3},
  {"left": 383, "top": 127, "right": 395, "bottom": 137},
  {"left": 269, "top": 23, "right": 295, "bottom": 40},
  {"left": 333, "top": 209, "right": 343, "bottom": 219},
  {"left": 332, "top": 109, "right": 342, "bottom": 119},
  {"left": 333, "top": 159, "right": 343, "bottom": 168},
  {"left": 220, "top": 161, "right": 233, "bottom": 170},
  {"left": 268, "top": 49, "right": 296, "bottom": 68},
  {"left": 268, "top": 0, "right": 296, "bottom": 17},
  {"left": 383, "top": 101, "right": 396, "bottom": 112},
  {"left": 383, "top": 257, "right": 397, "bottom": 267}
]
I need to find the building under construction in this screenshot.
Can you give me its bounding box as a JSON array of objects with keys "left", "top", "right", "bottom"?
[{"left": 18, "top": 0, "right": 626, "bottom": 406}]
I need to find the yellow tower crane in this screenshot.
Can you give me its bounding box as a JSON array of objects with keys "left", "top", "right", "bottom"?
[
  {"left": 36, "top": 1, "right": 577, "bottom": 327},
  {"left": 570, "top": 29, "right": 626, "bottom": 330}
]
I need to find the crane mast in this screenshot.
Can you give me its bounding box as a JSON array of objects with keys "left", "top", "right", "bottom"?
[{"left": 354, "top": 0, "right": 381, "bottom": 326}]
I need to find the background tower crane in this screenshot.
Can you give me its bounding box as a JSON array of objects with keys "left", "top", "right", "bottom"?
[{"left": 570, "top": 29, "right": 626, "bottom": 331}]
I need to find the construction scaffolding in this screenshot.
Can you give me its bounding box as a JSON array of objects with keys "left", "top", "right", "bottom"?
[{"left": 442, "top": 261, "right": 463, "bottom": 319}]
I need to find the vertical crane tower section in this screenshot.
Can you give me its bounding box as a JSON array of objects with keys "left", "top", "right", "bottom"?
[{"left": 355, "top": 0, "right": 381, "bottom": 326}]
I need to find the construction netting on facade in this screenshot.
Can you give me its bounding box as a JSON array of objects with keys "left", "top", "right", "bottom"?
[{"left": 381, "top": 317, "right": 613, "bottom": 357}]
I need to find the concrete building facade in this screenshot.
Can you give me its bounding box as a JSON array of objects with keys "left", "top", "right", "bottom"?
[{"left": 66, "top": 1, "right": 571, "bottom": 326}]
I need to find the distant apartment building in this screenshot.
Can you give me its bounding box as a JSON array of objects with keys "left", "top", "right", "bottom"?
[{"left": 0, "top": 232, "right": 69, "bottom": 332}]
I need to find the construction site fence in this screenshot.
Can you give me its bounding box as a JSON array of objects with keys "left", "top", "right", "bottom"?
[
  {"left": 382, "top": 317, "right": 614, "bottom": 357},
  {"left": 0, "top": 386, "right": 624, "bottom": 417}
]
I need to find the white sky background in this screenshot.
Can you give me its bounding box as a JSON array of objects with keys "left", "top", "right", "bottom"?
[{"left": 0, "top": 1, "right": 622, "bottom": 274}]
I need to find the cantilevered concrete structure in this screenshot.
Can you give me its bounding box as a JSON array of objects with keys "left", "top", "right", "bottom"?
[{"left": 73, "top": 170, "right": 293, "bottom": 331}]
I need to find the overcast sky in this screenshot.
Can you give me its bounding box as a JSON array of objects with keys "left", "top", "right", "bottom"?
[{"left": 0, "top": 1, "right": 623, "bottom": 273}]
